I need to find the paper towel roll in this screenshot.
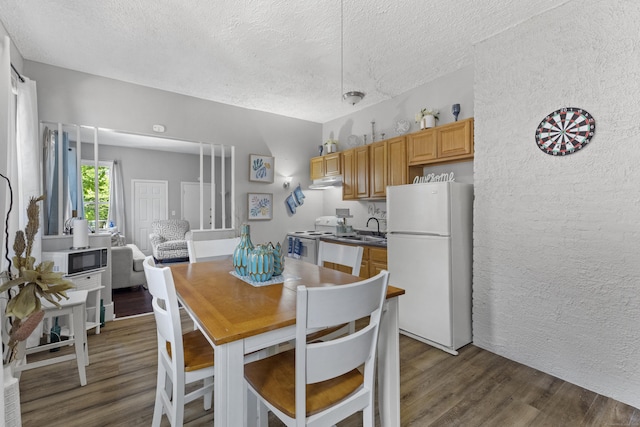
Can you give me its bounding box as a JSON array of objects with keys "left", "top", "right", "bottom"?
[{"left": 73, "top": 219, "right": 89, "bottom": 249}]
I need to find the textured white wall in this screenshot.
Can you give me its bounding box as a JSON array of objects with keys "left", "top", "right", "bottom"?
[{"left": 473, "top": 0, "right": 640, "bottom": 408}]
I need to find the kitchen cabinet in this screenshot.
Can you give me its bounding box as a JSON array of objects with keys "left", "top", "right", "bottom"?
[
  {"left": 341, "top": 148, "right": 356, "bottom": 199},
  {"left": 66, "top": 271, "right": 105, "bottom": 334},
  {"left": 408, "top": 117, "right": 474, "bottom": 168},
  {"left": 342, "top": 136, "right": 407, "bottom": 200},
  {"left": 387, "top": 136, "right": 408, "bottom": 187},
  {"left": 355, "top": 146, "right": 369, "bottom": 199},
  {"left": 321, "top": 241, "right": 387, "bottom": 279},
  {"left": 310, "top": 152, "right": 341, "bottom": 180},
  {"left": 369, "top": 247, "right": 388, "bottom": 278},
  {"left": 369, "top": 141, "right": 387, "bottom": 199}
]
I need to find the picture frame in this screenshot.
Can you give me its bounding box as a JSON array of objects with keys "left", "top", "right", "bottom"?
[
  {"left": 249, "top": 154, "right": 275, "bottom": 183},
  {"left": 248, "top": 193, "right": 273, "bottom": 220}
]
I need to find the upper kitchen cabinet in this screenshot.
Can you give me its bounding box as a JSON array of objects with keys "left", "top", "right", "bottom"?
[
  {"left": 408, "top": 117, "right": 474, "bottom": 166},
  {"left": 369, "top": 140, "right": 387, "bottom": 199},
  {"left": 310, "top": 152, "right": 341, "bottom": 180},
  {"left": 342, "top": 136, "right": 407, "bottom": 200},
  {"left": 341, "top": 148, "right": 356, "bottom": 199}
]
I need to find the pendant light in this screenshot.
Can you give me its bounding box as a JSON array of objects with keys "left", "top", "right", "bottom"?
[{"left": 341, "top": 0, "right": 364, "bottom": 105}]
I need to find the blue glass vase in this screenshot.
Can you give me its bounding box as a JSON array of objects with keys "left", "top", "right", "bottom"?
[
  {"left": 248, "top": 244, "right": 274, "bottom": 282},
  {"left": 269, "top": 242, "right": 285, "bottom": 276},
  {"left": 233, "top": 224, "right": 254, "bottom": 276}
]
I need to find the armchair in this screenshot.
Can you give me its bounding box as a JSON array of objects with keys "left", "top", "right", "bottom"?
[{"left": 149, "top": 219, "right": 190, "bottom": 263}]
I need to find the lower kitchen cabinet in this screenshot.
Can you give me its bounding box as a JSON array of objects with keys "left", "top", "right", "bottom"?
[{"left": 321, "top": 242, "right": 387, "bottom": 279}]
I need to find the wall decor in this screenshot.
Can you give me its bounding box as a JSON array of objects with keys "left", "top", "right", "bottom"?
[
  {"left": 248, "top": 193, "right": 273, "bottom": 220},
  {"left": 535, "top": 107, "right": 595, "bottom": 156},
  {"left": 413, "top": 172, "right": 456, "bottom": 183},
  {"left": 249, "top": 154, "right": 275, "bottom": 182}
]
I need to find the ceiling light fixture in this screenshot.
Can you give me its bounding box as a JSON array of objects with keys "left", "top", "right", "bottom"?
[{"left": 341, "top": 0, "right": 364, "bottom": 105}]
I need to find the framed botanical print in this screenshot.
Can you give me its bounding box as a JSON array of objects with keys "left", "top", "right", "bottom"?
[
  {"left": 249, "top": 154, "right": 274, "bottom": 183},
  {"left": 248, "top": 193, "right": 273, "bottom": 220}
]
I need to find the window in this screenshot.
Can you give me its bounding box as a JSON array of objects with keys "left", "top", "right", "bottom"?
[{"left": 81, "top": 161, "right": 112, "bottom": 231}]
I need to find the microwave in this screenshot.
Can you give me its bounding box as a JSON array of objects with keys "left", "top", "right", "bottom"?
[{"left": 42, "top": 247, "right": 108, "bottom": 277}]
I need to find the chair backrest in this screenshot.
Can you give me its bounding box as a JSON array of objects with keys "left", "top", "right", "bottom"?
[
  {"left": 187, "top": 237, "right": 241, "bottom": 263},
  {"left": 151, "top": 220, "right": 190, "bottom": 241},
  {"left": 294, "top": 270, "right": 389, "bottom": 423},
  {"left": 142, "top": 256, "right": 184, "bottom": 374},
  {"left": 316, "top": 241, "right": 364, "bottom": 276}
]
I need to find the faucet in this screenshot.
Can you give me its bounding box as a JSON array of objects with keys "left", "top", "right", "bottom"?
[{"left": 366, "top": 217, "right": 380, "bottom": 236}]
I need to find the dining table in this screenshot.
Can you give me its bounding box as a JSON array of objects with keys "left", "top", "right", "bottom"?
[{"left": 170, "top": 257, "right": 405, "bottom": 426}]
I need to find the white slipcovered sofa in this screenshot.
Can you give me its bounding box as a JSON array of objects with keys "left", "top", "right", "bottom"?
[{"left": 111, "top": 244, "right": 147, "bottom": 289}]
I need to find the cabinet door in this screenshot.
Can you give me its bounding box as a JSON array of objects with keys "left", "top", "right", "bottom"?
[
  {"left": 437, "top": 118, "right": 473, "bottom": 159},
  {"left": 407, "top": 129, "right": 437, "bottom": 165},
  {"left": 369, "top": 247, "right": 387, "bottom": 278},
  {"left": 387, "top": 136, "right": 407, "bottom": 187},
  {"left": 342, "top": 149, "right": 356, "bottom": 200},
  {"left": 310, "top": 156, "right": 324, "bottom": 180},
  {"left": 324, "top": 153, "right": 341, "bottom": 176},
  {"left": 369, "top": 141, "right": 387, "bottom": 199},
  {"left": 355, "top": 146, "right": 369, "bottom": 199}
]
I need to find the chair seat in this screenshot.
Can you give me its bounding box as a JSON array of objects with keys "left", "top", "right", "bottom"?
[
  {"left": 244, "top": 348, "right": 363, "bottom": 418},
  {"left": 166, "top": 329, "right": 214, "bottom": 372}
]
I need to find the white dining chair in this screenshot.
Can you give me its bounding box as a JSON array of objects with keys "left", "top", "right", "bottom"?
[
  {"left": 187, "top": 237, "right": 241, "bottom": 263},
  {"left": 143, "top": 256, "right": 215, "bottom": 427},
  {"left": 316, "top": 240, "right": 364, "bottom": 276},
  {"left": 244, "top": 270, "right": 390, "bottom": 427}
]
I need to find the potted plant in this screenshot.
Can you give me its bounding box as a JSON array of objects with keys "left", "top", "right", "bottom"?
[
  {"left": 1, "top": 196, "right": 74, "bottom": 365},
  {"left": 415, "top": 108, "right": 439, "bottom": 129}
]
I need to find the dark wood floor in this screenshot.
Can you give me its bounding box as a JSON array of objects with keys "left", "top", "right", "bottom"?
[
  {"left": 18, "top": 312, "right": 639, "bottom": 426},
  {"left": 112, "top": 285, "right": 153, "bottom": 318}
]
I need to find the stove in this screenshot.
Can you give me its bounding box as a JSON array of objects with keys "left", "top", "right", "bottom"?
[{"left": 286, "top": 217, "right": 340, "bottom": 263}]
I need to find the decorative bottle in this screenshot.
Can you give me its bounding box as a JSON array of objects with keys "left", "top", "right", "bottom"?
[
  {"left": 269, "top": 242, "right": 285, "bottom": 276},
  {"left": 233, "top": 224, "right": 254, "bottom": 276},
  {"left": 248, "top": 244, "right": 274, "bottom": 282}
]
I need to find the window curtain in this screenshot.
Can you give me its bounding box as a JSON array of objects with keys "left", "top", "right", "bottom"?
[
  {"left": 13, "top": 75, "right": 41, "bottom": 263},
  {"left": 108, "top": 160, "right": 126, "bottom": 237},
  {"left": 2, "top": 38, "right": 42, "bottom": 275}
]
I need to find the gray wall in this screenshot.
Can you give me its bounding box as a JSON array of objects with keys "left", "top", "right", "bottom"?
[
  {"left": 24, "top": 61, "right": 325, "bottom": 245},
  {"left": 320, "top": 66, "right": 474, "bottom": 232},
  {"left": 473, "top": 0, "right": 640, "bottom": 408}
]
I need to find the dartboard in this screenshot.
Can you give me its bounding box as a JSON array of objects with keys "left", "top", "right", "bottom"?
[{"left": 535, "top": 107, "right": 595, "bottom": 156}]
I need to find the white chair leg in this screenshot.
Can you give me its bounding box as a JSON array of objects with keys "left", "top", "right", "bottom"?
[
  {"left": 152, "top": 361, "right": 166, "bottom": 427},
  {"left": 203, "top": 376, "right": 213, "bottom": 410}
]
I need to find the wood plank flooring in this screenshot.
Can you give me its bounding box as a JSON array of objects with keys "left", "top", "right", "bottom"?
[
  {"left": 112, "top": 285, "right": 153, "bottom": 318},
  {"left": 18, "top": 312, "right": 639, "bottom": 426}
]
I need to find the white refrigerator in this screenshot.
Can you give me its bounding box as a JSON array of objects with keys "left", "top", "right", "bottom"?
[{"left": 387, "top": 182, "right": 473, "bottom": 355}]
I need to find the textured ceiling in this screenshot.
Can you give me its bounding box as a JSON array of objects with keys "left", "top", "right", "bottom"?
[{"left": 0, "top": 0, "right": 569, "bottom": 123}]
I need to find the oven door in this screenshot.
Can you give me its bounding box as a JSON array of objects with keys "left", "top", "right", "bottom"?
[{"left": 286, "top": 235, "right": 318, "bottom": 265}]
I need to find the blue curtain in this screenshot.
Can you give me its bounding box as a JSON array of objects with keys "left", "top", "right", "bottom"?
[{"left": 44, "top": 129, "right": 84, "bottom": 234}]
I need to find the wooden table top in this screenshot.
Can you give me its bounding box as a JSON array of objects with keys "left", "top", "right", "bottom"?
[{"left": 170, "top": 258, "right": 404, "bottom": 346}]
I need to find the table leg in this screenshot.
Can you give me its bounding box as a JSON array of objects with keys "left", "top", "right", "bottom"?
[
  {"left": 214, "top": 340, "right": 246, "bottom": 427},
  {"left": 72, "top": 304, "right": 88, "bottom": 386},
  {"left": 378, "top": 297, "right": 400, "bottom": 426}
]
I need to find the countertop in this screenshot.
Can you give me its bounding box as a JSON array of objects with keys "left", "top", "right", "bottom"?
[{"left": 320, "top": 233, "right": 387, "bottom": 248}]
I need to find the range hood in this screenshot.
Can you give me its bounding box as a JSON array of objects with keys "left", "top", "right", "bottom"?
[{"left": 308, "top": 175, "right": 343, "bottom": 190}]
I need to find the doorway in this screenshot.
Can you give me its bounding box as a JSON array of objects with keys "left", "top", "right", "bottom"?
[
  {"left": 132, "top": 179, "right": 168, "bottom": 254},
  {"left": 181, "top": 182, "right": 211, "bottom": 230}
]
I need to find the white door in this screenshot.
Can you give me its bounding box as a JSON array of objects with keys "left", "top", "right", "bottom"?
[
  {"left": 181, "top": 182, "right": 212, "bottom": 230},
  {"left": 132, "top": 180, "right": 168, "bottom": 254}
]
